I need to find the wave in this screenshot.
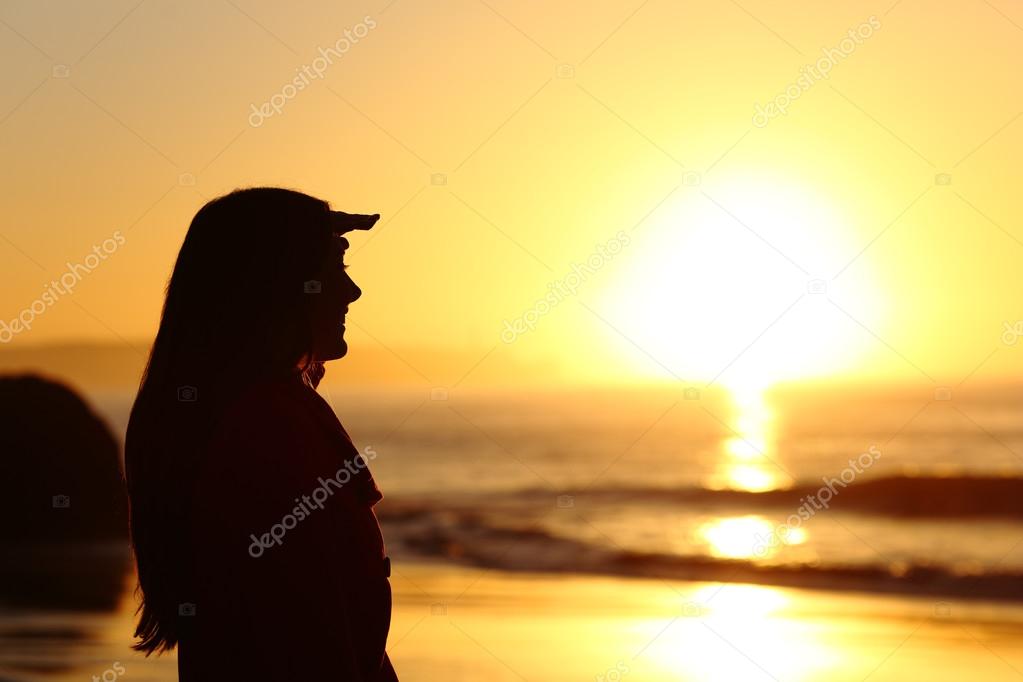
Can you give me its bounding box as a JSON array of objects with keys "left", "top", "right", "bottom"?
[
  {"left": 412, "top": 475, "right": 1023, "bottom": 519},
  {"left": 378, "top": 506, "right": 1023, "bottom": 600}
]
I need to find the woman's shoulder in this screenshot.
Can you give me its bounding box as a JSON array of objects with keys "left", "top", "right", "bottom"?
[
  {"left": 220, "top": 372, "right": 309, "bottom": 417},
  {"left": 198, "top": 373, "right": 383, "bottom": 504},
  {"left": 208, "top": 375, "right": 319, "bottom": 442},
  {"left": 199, "top": 376, "right": 321, "bottom": 477}
]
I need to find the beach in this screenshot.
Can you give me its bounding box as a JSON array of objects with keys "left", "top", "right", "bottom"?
[
  {"left": 2, "top": 0, "right": 1021, "bottom": 675},
  {"left": 3, "top": 382, "right": 1022, "bottom": 680},
  {"left": 390, "top": 563, "right": 1023, "bottom": 681},
  {"left": 5, "top": 560, "right": 1023, "bottom": 681}
]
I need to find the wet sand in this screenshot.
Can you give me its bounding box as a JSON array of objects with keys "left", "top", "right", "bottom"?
[
  {"left": 388, "top": 562, "right": 1023, "bottom": 681},
  {"left": 7, "top": 561, "right": 1023, "bottom": 681}
]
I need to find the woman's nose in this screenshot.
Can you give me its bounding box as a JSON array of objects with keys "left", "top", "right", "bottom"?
[{"left": 347, "top": 281, "right": 362, "bottom": 303}]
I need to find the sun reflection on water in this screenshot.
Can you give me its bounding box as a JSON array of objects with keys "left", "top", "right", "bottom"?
[
  {"left": 699, "top": 515, "right": 807, "bottom": 559},
  {"left": 709, "top": 384, "right": 792, "bottom": 492}
]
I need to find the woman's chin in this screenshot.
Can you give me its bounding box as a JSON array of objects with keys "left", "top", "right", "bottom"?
[{"left": 319, "top": 338, "right": 348, "bottom": 362}]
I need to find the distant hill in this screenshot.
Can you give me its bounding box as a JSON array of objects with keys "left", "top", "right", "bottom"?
[
  {"left": 0, "top": 342, "right": 149, "bottom": 390},
  {"left": 0, "top": 340, "right": 566, "bottom": 391}
]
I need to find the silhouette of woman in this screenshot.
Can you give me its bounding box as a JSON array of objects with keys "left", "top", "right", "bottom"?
[{"left": 124, "top": 187, "right": 398, "bottom": 680}]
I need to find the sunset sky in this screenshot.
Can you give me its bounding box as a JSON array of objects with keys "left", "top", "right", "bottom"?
[{"left": 1, "top": 0, "right": 1021, "bottom": 390}]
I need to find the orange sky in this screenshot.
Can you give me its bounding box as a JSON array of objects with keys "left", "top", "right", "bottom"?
[{"left": 1, "top": 0, "right": 1021, "bottom": 390}]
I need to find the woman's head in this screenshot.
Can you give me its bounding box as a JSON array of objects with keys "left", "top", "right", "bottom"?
[
  {"left": 162, "top": 187, "right": 362, "bottom": 381},
  {"left": 125, "top": 187, "right": 370, "bottom": 653}
]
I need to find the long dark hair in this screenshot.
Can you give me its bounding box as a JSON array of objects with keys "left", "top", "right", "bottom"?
[{"left": 125, "top": 187, "right": 334, "bottom": 653}]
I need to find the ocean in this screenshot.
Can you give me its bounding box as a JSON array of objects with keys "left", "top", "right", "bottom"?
[
  {"left": 3, "top": 381, "right": 1022, "bottom": 680},
  {"left": 87, "top": 382, "right": 1023, "bottom": 595}
]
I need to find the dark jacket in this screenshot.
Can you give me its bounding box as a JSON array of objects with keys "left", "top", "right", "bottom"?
[{"left": 177, "top": 373, "right": 398, "bottom": 681}]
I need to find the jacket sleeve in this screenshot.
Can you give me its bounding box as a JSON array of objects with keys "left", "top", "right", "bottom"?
[{"left": 189, "top": 390, "right": 371, "bottom": 680}]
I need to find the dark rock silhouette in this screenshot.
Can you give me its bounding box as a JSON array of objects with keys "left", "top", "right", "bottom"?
[
  {"left": 0, "top": 373, "right": 130, "bottom": 615},
  {"left": 0, "top": 373, "right": 127, "bottom": 542}
]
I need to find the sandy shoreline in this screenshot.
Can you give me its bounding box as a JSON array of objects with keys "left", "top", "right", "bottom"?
[
  {"left": 7, "top": 560, "right": 1023, "bottom": 681},
  {"left": 386, "top": 561, "right": 1023, "bottom": 681}
]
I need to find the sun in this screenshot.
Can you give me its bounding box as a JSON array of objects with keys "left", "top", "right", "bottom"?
[{"left": 593, "top": 173, "right": 881, "bottom": 391}]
